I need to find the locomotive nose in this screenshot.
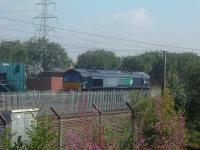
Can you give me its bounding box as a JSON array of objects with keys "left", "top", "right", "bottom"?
[{"left": 63, "top": 82, "right": 81, "bottom": 91}]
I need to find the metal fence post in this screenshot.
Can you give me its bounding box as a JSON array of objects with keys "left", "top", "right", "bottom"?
[
  {"left": 126, "top": 102, "right": 135, "bottom": 150},
  {"left": 72, "top": 91, "right": 75, "bottom": 113},
  {"left": 50, "top": 107, "right": 62, "bottom": 150},
  {"left": 38, "top": 91, "right": 40, "bottom": 107},
  {"left": 92, "top": 104, "right": 103, "bottom": 149}
]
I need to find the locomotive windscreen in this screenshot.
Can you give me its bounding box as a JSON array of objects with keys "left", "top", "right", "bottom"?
[{"left": 64, "top": 72, "right": 81, "bottom": 82}]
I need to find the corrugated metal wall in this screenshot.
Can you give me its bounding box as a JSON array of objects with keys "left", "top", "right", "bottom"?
[{"left": 0, "top": 63, "right": 25, "bottom": 92}]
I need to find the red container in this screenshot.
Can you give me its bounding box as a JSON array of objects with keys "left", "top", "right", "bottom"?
[
  {"left": 27, "top": 77, "right": 63, "bottom": 92},
  {"left": 51, "top": 77, "right": 63, "bottom": 91}
]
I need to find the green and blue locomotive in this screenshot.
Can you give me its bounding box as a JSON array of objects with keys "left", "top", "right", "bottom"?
[{"left": 63, "top": 69, "right": 150, "bottom": 91}]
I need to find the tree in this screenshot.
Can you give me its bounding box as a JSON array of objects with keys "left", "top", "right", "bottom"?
[
  {"left": 120, "top": 51, "right": 200, "bottom": 86},
  {"left": 185, "top": 64, "right": 200, "bottom": 122},
  {"left": 120, "top": 52, "right": 163, "bottom": 84},
  {"left": 76, "top": 49, "right": 121, "bottom": 70},
  {"left": 0, "top": 40, "right": 28, "bottom": 63},
  {"left": 25, "top": 38, "right": 71, "bottom": 72},
  {"left": 166, "top": 53, "right": 200, "bottom": 112},
  {"left": 0, "top": 39, "right": 72, "bottom": 75}
]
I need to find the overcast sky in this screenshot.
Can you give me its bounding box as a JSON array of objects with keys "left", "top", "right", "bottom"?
[{"left": 0, "top": 0, "right": 200, "bottom": 60}]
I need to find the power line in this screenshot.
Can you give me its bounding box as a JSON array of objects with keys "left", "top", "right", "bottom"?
[
  {"left": 0, "top": 25, "right": 33, "bottom": 27},
  {"left": 0, "top": 9, "right": 200, "bottom": 52},
  {"left": 54, "top": 26, "right": 200, "bottom": 51},
  {"left": 0, "top": 8, "right": 191, "bottom": 49},
  {"left": 0, "top": 8, "right": 165, "bottom": 46},
  {"left": 0, "top": 29, "right": 197, "bottom": 55},
  {"left": 0, "top": 28, "right": 34, "bottom": 34},
  {"left": 0, "top": 16, "right": 37, "bottom": 25},
  {"left": 0, "top": 38, "right": 89, "bottom": 51},
  {"left": 57, "top": 10, "right": 163, "bottom": 44},
  {"left": 51, "top": 31, "right": 153, "bottom": 50},
  {"left": 0, "top": 16, "right": 200, "bottom": 51},
  {"left": 0, "top": 44, "right": 87, "bottom": 54},
  {"left": 0, "top": 34, "right": 155, "bottom": 55},
  {"left": 0, "top": 27, "right": 172, "bottom": 56},
  {"left": 54, "top": 15, "right": 115, "bottom": 38},
  {"left": 0, "top": 10, "right": 34, "bottom": 13},
  {"left": 57, "top": 10, "right": 113, "bottom": 30},
  {"left": 0, "top": 43, "right": 184, "bottom": 58},
  {"left": 5, "top": 25, "right": 142, "bottom": 50},
  {"left": 0, "top": 39, "right": 148, "bottom": 54},
  {"left": 0, "top": 28, "right": 154, "bottom": 51},
  {"left": 0, "top": 26, "right": 151, "bottom": 50},
  {"left": 55, "top": 11, "right": 200, "bottom": 51},
  {"left": 0, "top": 27, "right": 197, "bottom": 56},
  {"left": 0, "top": 37, "right": 150, "bottom": 56}
]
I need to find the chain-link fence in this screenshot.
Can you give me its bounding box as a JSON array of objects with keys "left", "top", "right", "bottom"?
[
  {"left": 0, "top": 89, "right": 160, "bottom": 149},
  {"left": 0, "top": 90, "right": 137, "bottom": 114}
]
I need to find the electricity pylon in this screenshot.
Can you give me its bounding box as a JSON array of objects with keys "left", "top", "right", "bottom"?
[{"left": 34, "top": 0, "right": 58, "bottom": 39}]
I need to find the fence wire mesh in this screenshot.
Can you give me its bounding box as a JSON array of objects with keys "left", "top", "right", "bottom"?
[
  {"left": 0, "top": 89, "right": 159, "bottom": 150},
  {"left": 0, "top": 90, "right": 138, "bottom": 115}
]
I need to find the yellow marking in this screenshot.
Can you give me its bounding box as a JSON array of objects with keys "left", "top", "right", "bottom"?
[{"left": 63, "top": 83, "right": 81, "bottom": 91}]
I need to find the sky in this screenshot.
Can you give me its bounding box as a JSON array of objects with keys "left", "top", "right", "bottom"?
[{"left": 0, "top": 0, "right": 200, "bottom": 60}]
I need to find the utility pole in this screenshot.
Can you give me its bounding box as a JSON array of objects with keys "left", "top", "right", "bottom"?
[
  {"left": 34, "top": 0, "right": 58, "bottom": 39},
  {"left": 162, "top": 50, "right": 167, "bottom": 95}
]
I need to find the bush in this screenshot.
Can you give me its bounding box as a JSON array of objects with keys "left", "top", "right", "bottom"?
[
  {"left": 130, "top": 89, "right": 186, "bottom": 149},
  {"left": 0, "top": 117, "right": 58, "bottom": 150}
]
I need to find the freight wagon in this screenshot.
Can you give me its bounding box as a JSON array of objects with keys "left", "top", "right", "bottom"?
[{"left": 63, "top": 69, "right": 150, "bottom": 91}]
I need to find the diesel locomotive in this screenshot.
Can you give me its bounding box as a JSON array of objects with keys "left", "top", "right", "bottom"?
[{"left": 63, "top": 69, "right": 150, "bottom": 91}]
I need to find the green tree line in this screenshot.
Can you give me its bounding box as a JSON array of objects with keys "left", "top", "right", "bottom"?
[{"left": 0, "top": 38, "right": 71, "bottom": 75}]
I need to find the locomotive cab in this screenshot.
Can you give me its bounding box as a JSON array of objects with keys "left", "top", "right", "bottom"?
[{"left": 63, "top": 70, "right": 82, "bottom": 91}]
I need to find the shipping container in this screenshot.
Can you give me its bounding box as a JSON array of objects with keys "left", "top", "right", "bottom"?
[
  {"left": 27, "top": 77, "right": 63, "bottom": 91},
  {"left": 0, "top": 63, "right": 25, "bottom": 92}
]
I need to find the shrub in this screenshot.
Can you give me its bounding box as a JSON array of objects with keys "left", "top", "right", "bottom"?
[
  {"left": 0, "top": 117, "right": 58, "bottom": 150},
  {"left": 130, "top": 89, "right": 186, "bottom": 149}
]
